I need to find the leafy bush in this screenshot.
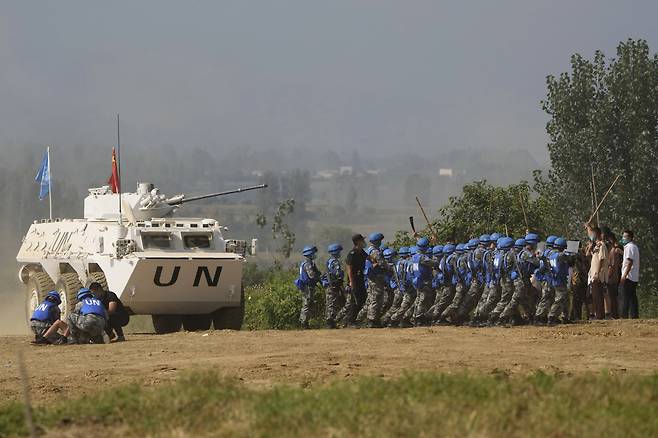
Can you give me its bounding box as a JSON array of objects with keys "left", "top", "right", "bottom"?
[{"left": 243, "top": 264, "right": 326, "bottom": 330}]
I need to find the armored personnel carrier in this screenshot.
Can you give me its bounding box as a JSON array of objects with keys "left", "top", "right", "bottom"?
[{"left": 16, "top": 182, "right": 266, "bottom": 333}]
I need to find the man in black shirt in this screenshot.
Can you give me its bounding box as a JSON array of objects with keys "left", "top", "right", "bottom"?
[
  {"left": 89, "top": 282, "right": 130, "bottom": 342},
  {"left": 343, "top": 233, "right": 368, "bottom": 325}
]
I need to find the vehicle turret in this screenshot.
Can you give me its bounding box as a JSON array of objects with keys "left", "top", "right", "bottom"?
[{"left": 84, "top": 182, "right": 267, "bottom": 222}]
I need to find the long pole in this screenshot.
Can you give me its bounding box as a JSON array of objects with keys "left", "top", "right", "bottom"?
[
  {"left": 47, "top": 146, "right": 53, "bottom": 220},
  {"left": 518, "top": 189, "right": 529, "bottom": 230},
  {"left": 415, "top": 196, "right": 440, "bottom": 242},
  {"left": 590, "top": 163, "right": 599, "bottom": 226},
  {"left": 117, "top": 114, "right": 123, "bottom": 225},
  {"left": 587, "top": 174, "right": 622, "bottom": 225}
]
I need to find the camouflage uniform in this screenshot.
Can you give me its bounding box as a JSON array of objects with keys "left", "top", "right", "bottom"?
[
  {"left": 534, "top": 250, "right": 556, "bottom": 321},
  {"left": 548, "top": 253, "right": 576, "bottom": 320},
  {"left": 412, "top": 253, "right": 436, "bottom": 325},
  {"left": 430, "top": 254, "right": 458, "bottom": 322},
  {"left": 299, "top": 260, "right": 321, "bottom": 326},
  {"left": 390, "top": 289, "right": 416, "bottom": 326},
  {"left": 67, "top": 302, "right": 107, "bottom": 344},
  {"left": 471, "top": 249, "right": 496, "bottom": 322},
  {"left": 454, "top": 247, "right": 486, "bottom": 323},
  {"left": 365, "top": 246, "right": 389, "bottom": 326},
  {"left": 325, "top": 256, "right": 345, "bottom": 327},
  {"left": 488, "top": 250, "right": 516, "bottom": 323},
  {"left": 382, "top": 260, "right": 404, "bottom": 325},
  {"left": 500, "top": 249, "right": 538, "bottom": 322},
  {"left": 441, "top": 254, "right": 469, "bottom": 322}
]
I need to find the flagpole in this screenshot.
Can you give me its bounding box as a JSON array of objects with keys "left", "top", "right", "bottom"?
[
  {"left": 47, "top": 146, "right": 53, "bottom": 220},
  {"left": 117, "top": 114, "right": 123, "bottom": 225}
]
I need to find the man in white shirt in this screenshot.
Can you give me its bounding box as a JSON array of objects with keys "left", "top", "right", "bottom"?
[{"left": 620, "top": 230, "right": 640, "bottom": 319}]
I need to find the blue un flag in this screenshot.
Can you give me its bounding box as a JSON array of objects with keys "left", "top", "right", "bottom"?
[{"left": 35, "top": 150, "right": 50, "bottom": 200}]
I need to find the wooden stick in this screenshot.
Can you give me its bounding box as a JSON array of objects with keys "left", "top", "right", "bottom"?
[
  {"left": 587, "top": 174, "right": 622, "bottom": 225},
  {"left": 591, "top": 163, "right": 599, "bottom": 226},
  {"left": 415, "top": 196, "right": 440, "bottom": 242},
  {"left": 518, "top": 189, "right": 529, "bottom": 230}
]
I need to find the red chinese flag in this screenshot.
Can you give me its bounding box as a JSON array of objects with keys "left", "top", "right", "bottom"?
[{"left": 108, "top": 147, "right": 120, "bottom": 193}]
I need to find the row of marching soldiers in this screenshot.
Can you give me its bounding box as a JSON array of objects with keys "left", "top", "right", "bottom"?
[{"left": 295, "top": 231, "right": 577, "bottom": 328}]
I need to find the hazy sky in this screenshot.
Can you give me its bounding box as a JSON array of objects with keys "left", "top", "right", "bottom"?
[{"left": 2, "top": 1, "right": 658, "bottom": 160}]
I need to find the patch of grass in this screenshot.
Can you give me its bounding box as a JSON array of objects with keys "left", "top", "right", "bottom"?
[{"left": 2, "top": 371, "right": 658, "bottom": 437}]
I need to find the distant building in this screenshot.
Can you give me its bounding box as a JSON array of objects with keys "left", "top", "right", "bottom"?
[
  {"left": 438, "top": 168, "right": 453, "bottom": 177},
  {"left": 316, "top": 170, "right": 337, "bottom": 179},
  {"left": 339, "top": 166, "right": 353, "bottom": 176}
]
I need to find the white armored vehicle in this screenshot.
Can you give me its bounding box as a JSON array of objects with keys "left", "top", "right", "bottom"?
[{"left": 16, "top": 182, "right": 266, "bottom": 333}]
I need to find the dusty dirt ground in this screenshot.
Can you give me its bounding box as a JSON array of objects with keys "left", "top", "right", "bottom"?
[{"left": 1, "top": 319, "right": 657, "bottom": 404}]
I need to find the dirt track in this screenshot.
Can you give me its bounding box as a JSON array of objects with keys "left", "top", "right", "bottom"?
[{"left": 1, "top": 319, "right": 657, "bottom": 404}]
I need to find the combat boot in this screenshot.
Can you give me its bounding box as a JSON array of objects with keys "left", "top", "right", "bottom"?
[
  {"left": 325, "top": 320, "right": 337, "bottom": 329},
  {"left": 547, "top": 317, "right": 559, "bottom": 327},
  {"left": 301, "top": 322, "right": 310, "bottom": 330},
  {"left": 533, "top": 316, "right": 547, "bottom": 326},
  {"left": 387, "top": 320, "right": 400, "bottom": 328}
]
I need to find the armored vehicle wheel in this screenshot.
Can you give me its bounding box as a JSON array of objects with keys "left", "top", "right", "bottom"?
[
  {"left": 212, "top": 287, "right": 245, "bottom": 330},
  {"left": 25, "top": 272, "right": 56, "bottom": 321},
  {"left": 85, "top": 272, "right": 108, "bottom": 291},
  {"left": 182, "top": 315, "right": 212, "bottom": 331},
  {"left": 56, "top": 273, "right": 83, "bottom": 321},
  {"left": 152, "top": 315, "right": 182, "bottom": 334}
]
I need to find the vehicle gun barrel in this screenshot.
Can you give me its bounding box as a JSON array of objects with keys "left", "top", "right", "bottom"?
[{"left": 166, "top": 183, "right": 268, "bottom": 206}]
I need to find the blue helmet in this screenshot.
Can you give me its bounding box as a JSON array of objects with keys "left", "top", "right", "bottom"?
[
  {"left": 455, "top": 243, "right": 465, "bottom": 254},
  {"left": 443, "top": 244, "right": 456, "bottom": 254},
  {"left": 409, "top": 246, "right": 418, "bottom": 255},
  {"left": 432, "top": 245, "right": 443, "bottom": 256},
  {"left": 416, "top": 237, "right": 430, "bottom": 251},
  {"left": 525, "top": 233, "right": 539, "bottom": 244},
  {"left": 45, "top": 290, "right": 61, "bottom": 305},
  {"left": 467, "top": 238, "right": 480, "bottom": 250},
  {"left": 327, "top": 243, "right": 343, "bottom": 254},
  {"left": 554, "top": 237, "right": 567, "bottom": 249},
  {"left": 383, "top": 248, "right": 397, "bottom": 260},
  {"left": 497, "top": 237, "right": 513, "bottom": 250},
  {"left": 368, "top": 232, "right": 384, "bottom": 243},
  {"left": 514, "top": 238, "right": 526, "bottom": 249},
  {"left": 77, "top": 288, "right": 93, "bottom": 301},
  {"left": 302, "top": 245, "right": 318, "bottom": 257},
  {"left": 479, "top": 234, "right": 491, "bottom": 244},
  {"left": 398, "top": 246, "right": 409, "bottom": 256},
  {"left": 546, "top": 235, "right": 557, "bottom": 248},
  {"left": 490, "top": 232, "right": 502, "bottom": 241}
]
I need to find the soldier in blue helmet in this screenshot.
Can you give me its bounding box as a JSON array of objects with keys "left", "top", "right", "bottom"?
[
  {"left": 363, "top": 232, "right": 390, "bottom": 328},
  {"left": 380, "top": 248, "right": 398, "bottom": 319},
  {"left": 498, "top": 237, "right": 541, "bottom": 325},
  {"left": 43, "top": 288, "right": 109, "bottom": 344},
  {"left": 428, "top": 244, "right": 458, "bottom": 324},
  {"left": 453, "top": 237, "right": 488, "bottom": 324},
  {"left": 30, "top": 291, "right": 65, "bottom": 345},
  {"left": 438, "top": 243, "right": 470, "bottom": 324},
  {"left": 534, "top": 235, "right": 558, "bottom": 325},
  {"left": 410, "top": 237, "right": 436, "bottom": 326},
  {"left": 294, "top": 245, "right": 322, "bottom": 329},
  {"left": 390, "top": 245, "right": 421, "bottom": 328},
  {"left": 487, "top": 237, "right": 516, "bottom": 325},
  {"left": 547, "top": 237, "right": 577, "bottom": 325},
  {"left": 382, "top": 247, "right": 408, "bottom": 326},
  {"left": 471, "top": 234, "right": 500, "bottom": 326},
  {"left": 323, "top": 243, "right": 345, "bottom": 329}
]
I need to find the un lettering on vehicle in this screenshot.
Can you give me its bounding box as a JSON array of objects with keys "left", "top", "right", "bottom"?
[{"left": 153, "top": 265, "right": 223, "bottom": 287}]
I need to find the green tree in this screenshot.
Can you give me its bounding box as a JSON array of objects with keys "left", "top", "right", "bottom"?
[{"left": 542, "top": 38, "right": 658, "bottom": 312}]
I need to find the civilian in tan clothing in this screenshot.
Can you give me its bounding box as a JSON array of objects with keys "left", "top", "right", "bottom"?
[
  {"left": 603, "top": 228, "right": 622, "bottom": 319},
  {"left": 586, "top": 225, "right": 608, "bottom": 319}
]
